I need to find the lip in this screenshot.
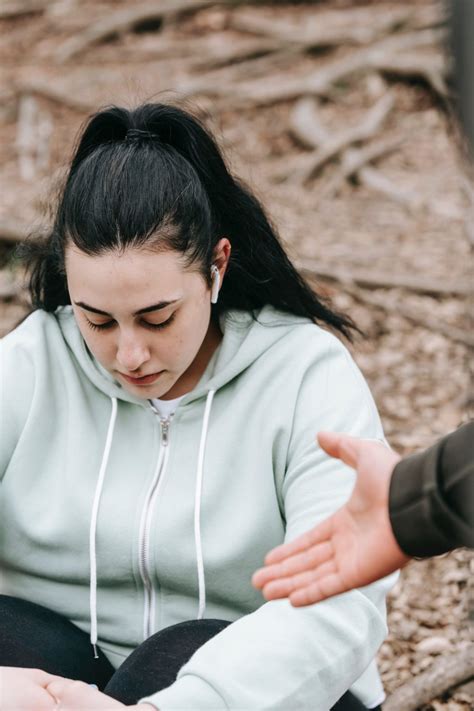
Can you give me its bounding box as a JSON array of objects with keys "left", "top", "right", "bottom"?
[{"left": 119, "top": 371, "right": 164, "bottom": 386}]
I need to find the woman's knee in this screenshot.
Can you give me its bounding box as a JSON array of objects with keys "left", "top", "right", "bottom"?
[
  {"left": 0, "top": 594, "right": 114, "bottom": 688},
  {"left": 105, "top": 619, "right": 230, "bottom": 704}
]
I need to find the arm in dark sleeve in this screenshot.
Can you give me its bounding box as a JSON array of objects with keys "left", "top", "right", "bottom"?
[{"left": 389, "top": 422, "right": 474, "bottom": 557}]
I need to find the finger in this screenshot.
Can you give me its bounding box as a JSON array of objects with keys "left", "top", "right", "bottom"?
[
  {"left": 264, "top": 517, "right": 334, "bottom": 566},
  {"left": 317, "top": 431, "right": 359, "bottom": 469},
  {"left": 22, "top": 669, "right": 66, "bottom": 686},
  {"left": 262, "top": 561, "right": 337, "bottom": 601},
  {"left": 46, "top": 678, "right": 90, "bottom": 701},
  {"left": 263, "top": 530, "right": 313, "bottom": 566},
  {"left": 253, "top": 542, "right": 333, "bottom": 589},
  {"left": 289, "top": 572, "right": 347, "bottom": 607},
  {"left": 47, "top": 680, "right": 123, "bottom": 710}
]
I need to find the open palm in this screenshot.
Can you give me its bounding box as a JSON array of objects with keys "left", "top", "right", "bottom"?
[{"left": 252, "top": 432, "right": 410, "bottom": 606}]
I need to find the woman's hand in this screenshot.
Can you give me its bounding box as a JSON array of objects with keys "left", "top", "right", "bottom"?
[
  {"left": 252, "top": 431, "right": 410, "bottom": 606},
  {"left": 0, "top": 667, "right": 63, "bottom": 710},
  {"left": 46, "top": 678, "right": 157, "bottom": 710}
]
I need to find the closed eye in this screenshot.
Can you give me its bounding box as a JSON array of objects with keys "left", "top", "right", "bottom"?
[{"left": 85, "top": 313, "right": 176, "bottom": 332}]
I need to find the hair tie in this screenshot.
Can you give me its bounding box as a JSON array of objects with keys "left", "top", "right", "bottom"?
[{"left": 125, "top": 128, "right": 159, "bottom": 143}]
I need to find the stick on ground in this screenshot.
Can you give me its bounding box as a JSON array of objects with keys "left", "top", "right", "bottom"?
[{"left": 383, "top": 645, "right": 474, "bottom": 711}]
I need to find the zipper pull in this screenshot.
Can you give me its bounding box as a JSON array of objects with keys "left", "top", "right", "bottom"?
[{"left": 160, "top": 418, "right": 170, "bottom": 446}]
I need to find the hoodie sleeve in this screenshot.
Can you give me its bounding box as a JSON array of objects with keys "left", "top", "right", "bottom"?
[
  {"left": 140, "top": 335, "right": 394, "bottom": 711},
  {"left": 0, "top": 318, "right": 37, "bottom": 483}
]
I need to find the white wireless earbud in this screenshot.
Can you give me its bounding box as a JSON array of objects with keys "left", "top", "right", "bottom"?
[{"left": 210, "top": 265, "right": 220, "bottom": 304}]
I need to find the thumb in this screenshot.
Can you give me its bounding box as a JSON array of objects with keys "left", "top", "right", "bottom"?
[{"left": 317, "top": 431, "right": 361, "bottom": 469}]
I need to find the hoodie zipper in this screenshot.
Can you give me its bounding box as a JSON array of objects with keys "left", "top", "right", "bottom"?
[{"left": 138, "top": 411, "right": 171, "bottom": 640}]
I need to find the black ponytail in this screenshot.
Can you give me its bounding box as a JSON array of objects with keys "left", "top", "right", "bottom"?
[{"left": 20, "top": 102, "right": 358, "bottom": 339}]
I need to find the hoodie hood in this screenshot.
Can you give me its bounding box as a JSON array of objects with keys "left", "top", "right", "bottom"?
[{"left": 56, "top": 304, "right": 311, "bottom": 406}]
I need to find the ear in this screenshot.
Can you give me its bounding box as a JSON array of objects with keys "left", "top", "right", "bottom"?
[{"left": 212, "top": 238, "right": 232, "bottom": 279}]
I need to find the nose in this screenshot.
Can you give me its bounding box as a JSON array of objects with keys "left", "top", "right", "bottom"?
[{"left": 116, "top": 330, "right": 151, "bottom": 373}]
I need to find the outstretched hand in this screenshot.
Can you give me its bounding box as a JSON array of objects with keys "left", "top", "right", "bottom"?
[{"left": 252, "top": 431, "right": 410, "bottom": 606}]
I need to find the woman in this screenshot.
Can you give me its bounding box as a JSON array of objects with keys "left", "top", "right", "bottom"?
[{"left": 0, "top": 103, "right": 395, "bottom": 710}]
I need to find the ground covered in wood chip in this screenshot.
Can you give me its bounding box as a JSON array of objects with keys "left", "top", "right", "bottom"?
[{"left": 0, "top": 1, "right": 472, "bottom": 709}]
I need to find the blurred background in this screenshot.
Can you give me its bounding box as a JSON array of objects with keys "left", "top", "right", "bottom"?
[{"left": 0, "top": 1, "right": 472, "bottom": 709}]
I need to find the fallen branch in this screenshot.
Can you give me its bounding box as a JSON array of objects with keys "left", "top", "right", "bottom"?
[
  {"left": 220, "top": 28, "right": 445, "bottom": 108},
  {"left": 284, "top": 96, "right": 401, "bottom": 194},
  {"left": 297, "top": 261, "right": 473, "bottom": 298},
  {"left": 198, "top": 9, "right": 426, "bottom": 85},
  {"left": 356, "top": 164, "right": 427, "bottom": 207},
  {"left": 359, "top": 165, "right": 463, "bottom": 219},
  {"left": 290, "top": 96, "right": 329, "bottom": 149},
  {"left": 182, "top": 46, "right": 301, "bottom": 97},
  {"left": 287, "top": 92, "right": 394, "bottom": 184},
  {"left": 376, "top": 51, "right": 448, "bottom": 97},
  {"left": 130, "top": 33, "right": 282, "bottom": 71},
  {"left": 195, "top": 4, "right": 445, "bottom": 83},
  {"left": 54, "top": 0, "right": 217, "bottom": 63},
  {"left": 0, "top": 0, "right": 50, "bottom": 19},
  {"left": 230, "top": 3, "right": 444, "bottom": 49},
  {"left": 286, "top": 96, "right": 462, "bottom": 218},
  {"left": 320, "top": 137, "right": 403, "bottom": 199},
  {"left": 383, "top": 645, "right": 474, "bottom": 711}
]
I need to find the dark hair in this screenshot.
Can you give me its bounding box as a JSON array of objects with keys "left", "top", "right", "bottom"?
[{"left": 20, "top": 102, "right": 358, "bottom": 339}]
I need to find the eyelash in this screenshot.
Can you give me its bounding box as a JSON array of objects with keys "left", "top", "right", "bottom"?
[{"left": 85, "top": 313, "right": 175, "bottom": 332}]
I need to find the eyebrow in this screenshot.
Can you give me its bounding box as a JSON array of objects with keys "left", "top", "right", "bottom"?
[{"left": 74, "top": 300, "right": 179, "bottom": 317}]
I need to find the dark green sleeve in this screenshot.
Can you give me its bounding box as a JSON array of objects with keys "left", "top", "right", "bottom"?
[{"left": 389, "top": 422, "right": 474, "bottom": 557}]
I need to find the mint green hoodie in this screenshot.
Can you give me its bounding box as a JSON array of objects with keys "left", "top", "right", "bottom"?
[{"left": 0, "top": 305, "right": 395, "bottom": 710}]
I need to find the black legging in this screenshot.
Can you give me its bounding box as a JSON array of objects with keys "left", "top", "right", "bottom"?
[{"left": 0, "top": 595, "right": 379, "bottom": 709}]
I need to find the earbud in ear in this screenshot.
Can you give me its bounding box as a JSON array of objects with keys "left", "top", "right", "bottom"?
[{"left": 210, "top": 265, "right": 220, "bottom": 304}]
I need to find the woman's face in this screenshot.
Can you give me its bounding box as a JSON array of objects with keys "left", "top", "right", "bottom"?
[{"left": 66, "top": 244, "right": 225, "bottom": 400}]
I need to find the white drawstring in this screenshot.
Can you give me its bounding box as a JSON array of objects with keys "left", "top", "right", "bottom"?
[
  {"left": 89, "top": 397, "right": 118, "bottom": 657},
  {"left": 194, "top": 390, "right": 215, "bottom": 620},
  {"left": 88, "top": 391, "right": 213, "bottom": 652}
]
